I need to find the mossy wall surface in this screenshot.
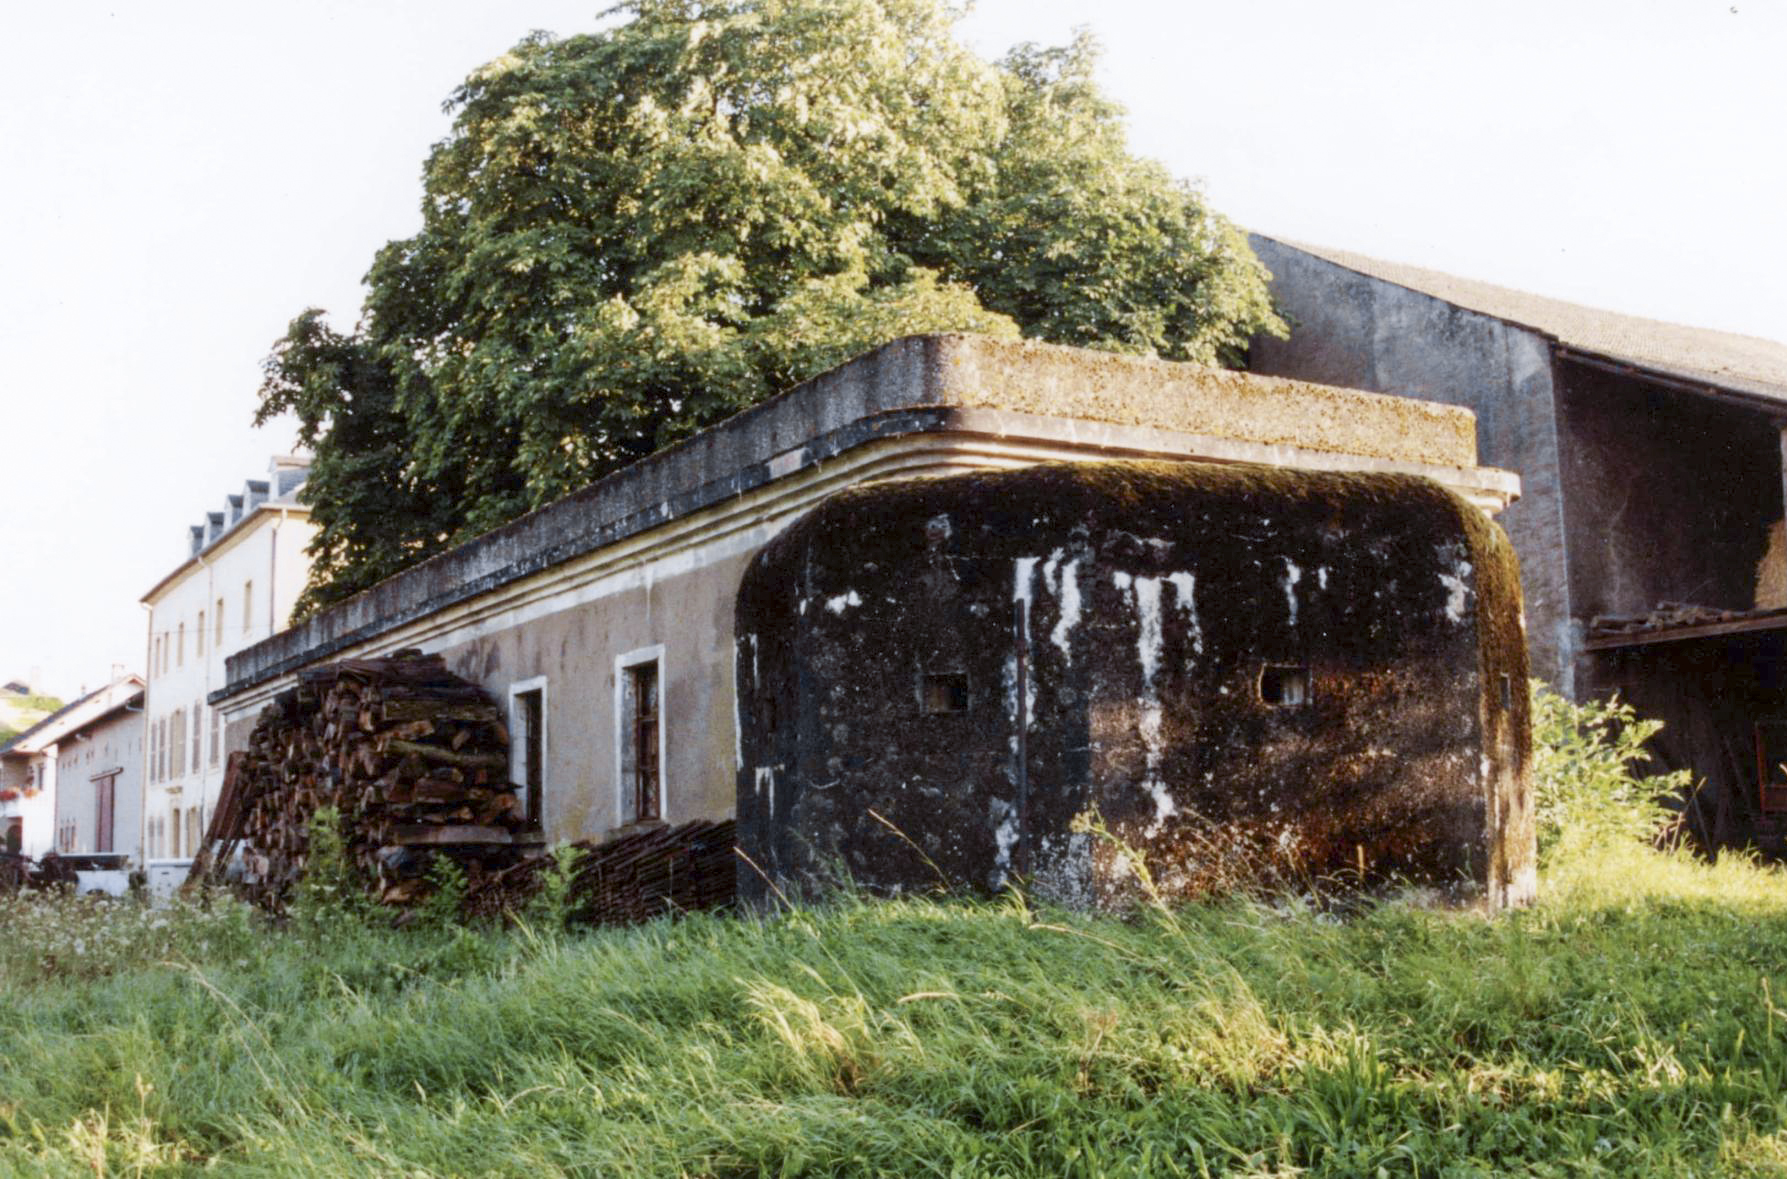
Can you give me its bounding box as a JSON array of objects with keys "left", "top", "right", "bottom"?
[{"left": 736, "top": 461, "right": 1531, "bottom": 908}]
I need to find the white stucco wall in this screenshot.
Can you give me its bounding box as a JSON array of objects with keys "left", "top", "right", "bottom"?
[
  {"left": 141, "top": 464, "right": 314, "bottom": 864},
  {"left": 0, "top": 754, "right": 57, "bottom": 858},
  {"left": 52, "top": 704, "right": 143, "bottom": 860}
]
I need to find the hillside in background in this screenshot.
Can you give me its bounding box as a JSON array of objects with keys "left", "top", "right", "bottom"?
[{"left": 0, "top": 690, "right": 64, "bottom": 745}]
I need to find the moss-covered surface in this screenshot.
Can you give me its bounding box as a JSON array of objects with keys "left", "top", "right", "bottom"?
[
  {"left": 930, "top": 333, "right": 1481, "bottom": 469},
  {"left": 737, "top": 460, "right": 1531, "bottom": 908}
]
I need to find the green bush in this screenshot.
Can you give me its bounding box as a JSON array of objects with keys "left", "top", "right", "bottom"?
[
  {"left": 288, "top": 805, "right": 371, "bottom": 934},
  {"left": 1531, "top": 681, "right": 1692, "bottom": 858}
]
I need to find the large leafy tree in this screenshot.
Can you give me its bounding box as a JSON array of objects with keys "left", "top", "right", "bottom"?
[{"left": 260, "top": 0, "right": 1284, "bottom": 617}]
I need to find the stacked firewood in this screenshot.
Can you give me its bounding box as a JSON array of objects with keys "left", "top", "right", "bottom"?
[
  {"left": 462, "top": 819, "right": 737, "bottom": 926},
  {"left": 214, "top": 650, "right": 531, "bottom": 914}
]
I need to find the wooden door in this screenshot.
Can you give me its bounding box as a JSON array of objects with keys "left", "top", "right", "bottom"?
[{"left": 94, "top": 774, "right": 116, "bottom": 853}]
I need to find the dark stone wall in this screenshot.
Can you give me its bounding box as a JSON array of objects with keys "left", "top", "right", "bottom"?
[
  {"left": 736, "top": 461, "right": 1531, "bottom": 910},
  {"left": 1556, "top": 361, "right": 1781, "bottom": 632},
  {"left": 1246, "top": 236, "right": 1574, "bottom": 694}
]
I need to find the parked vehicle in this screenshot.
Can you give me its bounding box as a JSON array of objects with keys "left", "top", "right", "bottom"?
[{"left": 59, "top": 853, "right": 133, "bottom": 897}]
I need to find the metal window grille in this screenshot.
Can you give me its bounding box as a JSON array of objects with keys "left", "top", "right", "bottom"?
[{"left": 630, "top": 663, "right": 660, "bottom": 822}]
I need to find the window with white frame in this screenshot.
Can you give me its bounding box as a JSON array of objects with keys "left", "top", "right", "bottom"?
[
  {"left": 614, "top": 646, "right": 665, "bottom": 825},
  {"left": 508, "top": 677, "right": 547, "bottom": 828},
  {"left": 215, "top": 598, "right": 224, "bottom": 648},
  {"left": 210, "top": 707, "right": 221, "bottom": 767},
  {"left": 191, "top": 704, "right": 201, "bottom": 774},
  {"left": 197, "top": 610, "right": 206, "bottom": 656}
]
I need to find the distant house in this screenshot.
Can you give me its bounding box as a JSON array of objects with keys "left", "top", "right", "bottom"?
[
  {"left": 214, "top": 336, "right": 1534, "bottom": 905},
  {"left": 138, "top": 456, "right": 314, "bottom": 874},
  {"left": 0, "top": 675, "right": 145, "bottom": 860},
  {"left": 1248, "top": 235, "right": 1787, "bottom": 846}
]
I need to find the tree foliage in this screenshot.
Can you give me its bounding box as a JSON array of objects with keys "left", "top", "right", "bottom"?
[{"left": 260, "top": 0, "right": 1285, "bottom": 616}]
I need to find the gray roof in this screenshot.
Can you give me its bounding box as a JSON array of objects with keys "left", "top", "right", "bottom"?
[
  {"left": 0, "top": 679, "right": 142, "bottom": 757},
  {"left": 1259, "top": 237, "right": 1787, "bottom": 403}
]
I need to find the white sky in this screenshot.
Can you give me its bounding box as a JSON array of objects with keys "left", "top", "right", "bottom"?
[{"left": 2, "top": 0, "right": 1782, "bottom": 700}]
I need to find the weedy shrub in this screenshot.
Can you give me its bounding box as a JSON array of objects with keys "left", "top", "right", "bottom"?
[
  {"left": 416, "top": 854, "right": 469, "bottom": 931},
  {"left": 288, "top": 804, "right": 371, "bottom": 936},
  {"left": 521, "top": 841, "right": 583, "bottom": 933},
  {"left": 1531, "top": 681, "right": 1692, "bottom": 859}
]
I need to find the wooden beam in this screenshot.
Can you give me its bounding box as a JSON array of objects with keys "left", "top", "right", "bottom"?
[{"left": 1584, "top": 611, "right": 1787, "bottom": 651}]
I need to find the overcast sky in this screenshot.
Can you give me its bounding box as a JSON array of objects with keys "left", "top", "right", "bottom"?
[{"left": 2, "top": 0, "right": 1782, "bottom": 700}]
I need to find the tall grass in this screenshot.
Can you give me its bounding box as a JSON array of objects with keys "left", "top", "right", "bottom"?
[{"left": 1, "top": 691, "right": 1783, "bottom": 1176}]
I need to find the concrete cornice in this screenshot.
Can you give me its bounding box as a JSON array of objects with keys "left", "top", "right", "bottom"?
[
  {"left": 215, "top": 387, "right": 1516, "bottom": 711},
  {"left": 216, "top": 335, "right": 1509, "bottom": 705}
]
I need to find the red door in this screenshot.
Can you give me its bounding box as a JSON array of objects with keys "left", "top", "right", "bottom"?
[{"left": 94, "top": 775, "right": 116, "bottom": 853}]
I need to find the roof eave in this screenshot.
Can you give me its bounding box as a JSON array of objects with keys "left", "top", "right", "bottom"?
[
  {"left": 140, "top": 500, "right": 312, "bottom": 606},
  {"left": 1554, "top": 346, "right": 1787, "bottom": 417}
]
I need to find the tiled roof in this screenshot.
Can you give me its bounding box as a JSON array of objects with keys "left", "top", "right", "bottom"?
[{"left": 1260, "top": 237, "right": 1787, "bottom": 403}]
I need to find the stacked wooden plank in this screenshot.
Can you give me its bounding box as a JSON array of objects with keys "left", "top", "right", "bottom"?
[
  {"left": 461, "top": 820, "right": 737, "bottom": 926},
  {"left": 571, "top": 820, "right": 736, "bottom": 926},
  {"left": 213, "top": 650, "right": 531, "bottom": 914},
  {"left": 1589, "top": 600, "right": 1770, "bottom": 637}
]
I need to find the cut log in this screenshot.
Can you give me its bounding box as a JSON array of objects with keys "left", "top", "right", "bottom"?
[
  {"left": 391, "top": 824, "right": 514, "bottom": 846},
  {"left": 383, "top": 739, "right": 508, "bottom": 770}
]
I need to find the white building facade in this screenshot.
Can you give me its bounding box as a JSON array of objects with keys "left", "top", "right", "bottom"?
[
  {"left": 1, "top": 675, "right": 146, "bottom": 861},
  {"left": 140, "top": 456, "right": 314, "bottom": 873}
]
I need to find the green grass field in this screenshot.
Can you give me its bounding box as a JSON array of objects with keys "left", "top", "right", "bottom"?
[
  {"left": 0, "top": 833, "right": 1784, "bottom": 1177},
  {"left": 2, "top": 688, "right": 1783, "bottom": 1177}
]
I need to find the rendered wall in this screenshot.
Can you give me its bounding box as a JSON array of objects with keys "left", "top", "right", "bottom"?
[
  {"left": 426, "top": 553, "right": 750, "bottom": 841},
  {"left": 737, "top": 462, "right": 1533, "bottom": 910},
  {"left": 51, "top": 709, "right": 143, "bottom": 860},
  {"left": 144, "top": 508, "right": 316, "bottom": 857},
  {"left": 1247, "top": 236, "right": 1574, "bottom": 694}
]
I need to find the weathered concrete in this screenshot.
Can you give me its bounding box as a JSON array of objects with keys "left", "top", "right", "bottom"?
[
  {"left": 219, "top": 335, "right": 1490, "bottom": 703},
  {"left": 737, "top": 461, "right": 1533, "bottom": 910},
  {"left": 214, "top": 336, "right": 1520, "bottom": 851},
  {"left": 1249, "top": 235, "right": 1576, "bottom": 692}
]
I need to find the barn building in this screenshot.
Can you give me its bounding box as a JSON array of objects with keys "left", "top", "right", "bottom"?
[{"left": 1247, "top": 236, "right": 1787, "bottom": 848}]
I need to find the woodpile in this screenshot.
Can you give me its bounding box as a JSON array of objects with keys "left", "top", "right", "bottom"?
[
  {"left": 463, "top": 819, "right": 737, "bottom": 925},
  {"left": 197, "top": 649, "right": 739, "bottom": 928},
  {"left": 201, "top": 650, "right": 532, "bottom": 915}
]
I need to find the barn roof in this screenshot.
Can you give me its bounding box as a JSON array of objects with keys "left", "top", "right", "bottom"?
[{"left": 1257, "top": 237, "right": 1787, "bottom": 405}]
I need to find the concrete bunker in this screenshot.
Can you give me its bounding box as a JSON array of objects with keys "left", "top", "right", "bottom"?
[{"left": 736, "top": 460, "right": 1534, "bottom": 910}]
